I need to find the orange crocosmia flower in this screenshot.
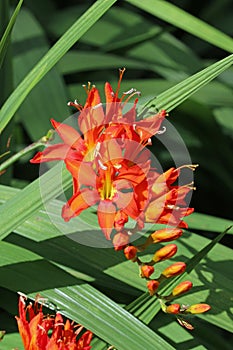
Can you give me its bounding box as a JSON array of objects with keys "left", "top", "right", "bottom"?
[
  {"left": 30, "top": 87, "right": 105, "bottom": 193},
  {"left": 30, "top": 70, "right": 170, "bottom": 235},
  {"left": 144, "top": 167, "right": 194, "bottom": 228},
  {"left": 15, "top": 295, "right": 92, "bottom": 350},
  {"left": 62, "top": 144, "right": 150, "bottom": 240}
]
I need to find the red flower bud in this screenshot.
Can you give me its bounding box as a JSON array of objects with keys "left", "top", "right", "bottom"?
[
  {"left": 149, "top": 229, "right": 183, "bottom": 244},
  {"left": 114, "top": 210, "right": 128, "bottom": 231},
  {"left": 113, "top": 231, "right": 129, "bottom": 251},
  {"left": 153, "top": 244, "right": 177, "bottom": 263},
  {"left": 186, "top": 303, "right": 211, "bottom": 314},
  {"left": 124, "top": 245, "right": 138, "bottom": 260},
  {"left": 172, "top": 281, "right": 193, "bottom": 297},
  {"left": 147, "top": 280, "right": 160, "bottom": 295},
  {"left": 161, "top": 262, "right": 186, "bottom": 278},
  {"left": 166, "top": 304, "right": 181, "bottom": 314},
  {"left": 141, "top": 265, "right": 154, "bottom": 278}
]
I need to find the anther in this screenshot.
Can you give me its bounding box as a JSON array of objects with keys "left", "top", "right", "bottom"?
[
  {"left": 166, "top": 204, "right": 180, "bottom": 211},
  {"left": 123, "top": 88, "right": 136, "bottom": 95},
  {"left": 157, "top": 126, "right": 166, "bottom": 135},
  {"left": 93, "top": 103, "right": 103, "bottom": 109},
  {"left": 178, "top": 164, "right": 199, "bottom": 171},
  {"left": 98, "top": 159, "right": 108, "bottom": 170}
]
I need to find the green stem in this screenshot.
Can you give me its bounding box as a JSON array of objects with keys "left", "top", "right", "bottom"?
[
  {"left": 0, "top": 141, "right": 44, "bottom": 174},
  {"left": 0, "top": 130, "right": 54, "bottom": 173}
]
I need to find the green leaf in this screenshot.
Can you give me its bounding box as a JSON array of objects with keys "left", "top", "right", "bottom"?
[
  {"left": 126, "top": 0, "right": 233, "bottom": 53},
  {"left": 12, "top": 8, "right": 69, "bottom": 140},
  {"left": 140, "top": 53, "right": 233, "bottom": 113},
  {"left": 33, "top": 286, "right": 175, "bottom": 350},
  {"left": 185, "top": 212, "right": 233, "bottom": 233},
  {"left": 0, "top": 0, "right": 118, "bottom": 133},
  {"left": 0, "top": 164, "right": 72, "bottom": 240},
  {"left": 0, "top": 333, "right": 23, "bottom": 350},
  {"left": 0, "top": 239, "right": 174, "bottom": 350},
  {"left": 0, "top": 0, "right": 23, "bottom": 69}
]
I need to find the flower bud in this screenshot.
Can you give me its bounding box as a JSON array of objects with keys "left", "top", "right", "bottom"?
[
  {"left": 141, "top": 265, "right": 154, "bottom": 278},
  {"left": 172, "top": 281, "right": 193, "bottom": 297},
  {"left": 161, "top": 262, "right": 186, "bottom": 278},
  {"left": 114, "top": 210, "right": 128, "bottom": 231},
  {"left": 147, "top": 280, "right": 160, "bottom": 295},
  {"left": 112, "top": 231, "right": 129, "bottom": 251},
  {"left": 166, "top": 304, "right": 181, "bottom": 314},
  {"left": 185, "top": 303, "right": 211, "bottom": 314},
  {"left": 152, "top": 244, "right": 177, "bottom": 263},
  {"left": 124, "top": 245, "right": 138, "bottom": 260},
  {"left": 147, "top": 229, "right": 183, "bottom": 246}
]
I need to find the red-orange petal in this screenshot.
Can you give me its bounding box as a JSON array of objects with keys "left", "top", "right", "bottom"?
[
  {"left": 30, "top": 144, "right": 71, "bottom": 163},
  {"left": 62, "top": 189, "right": 99, "bottom": 221},
  {"left": 97, "top": 200, "right": 116, "bottom": 240},
  {"left": 51, "top": 119, "right": 82, "bottom": 148}
]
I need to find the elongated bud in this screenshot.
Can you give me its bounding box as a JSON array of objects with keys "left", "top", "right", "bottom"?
[
  {"left": 141, "top": 265, "right": 154, "bottom": 278},
  {"left": 185, "top": 303, "right": 211, "bottom": 314},
  {"left": 124, "top": 245, "right": 138, "bottom": 260},
  {"left": 166, "top": 304, "right": 181, "bottom": 314},
  {"left": 172, "top": 281, "right": 193, "bottom": 297},
  {"left": 146, "top": 229, "right": 183, "bottom": 246},
  {"left": 161, "top": 262, "right": 186, "bottom": 279},
  {"left": 147, "top": 280, "right": 160, "bottom": 295},
  {"left": 152, "top": 244, "right": 177, "bottom": 263},
  {"left": 113, "top": 231, "right": 129, "bottom": 251}
]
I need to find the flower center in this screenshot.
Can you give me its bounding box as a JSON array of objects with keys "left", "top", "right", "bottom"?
[{"left": 98, "top": 166, "right": 116, "bottom": 200}]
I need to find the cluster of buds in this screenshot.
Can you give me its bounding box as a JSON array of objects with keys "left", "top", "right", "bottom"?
[{"left": 123, "top": 228, "right": 211, "bottom": 330}]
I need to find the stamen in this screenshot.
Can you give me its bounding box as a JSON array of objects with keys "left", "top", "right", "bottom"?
[
  {"left": 98, "top": 159, "right": 108, "bottom": 170},
  {"left": 178, "top": 164, "right": 199, "bottom": 171},
  {"left": 17, "top": 291, "right": 27, "bottom": 298},
  {"left": 156, "top": 126, "right": 166, "bottom": 135},
  {"left": 147, "top": 137, "right": 152, "bottom": 145},
  {"left": 82, "top": 82, "right": 92, "bottom": 94},
  {"left": 123, "top": 88, "right": 136, "bottom": 95},
  {"left": 94, "top": 142, "right": 101, "bottom": 158},
  {"left": 54, "top": 322, "right": 64, "bottom": 327},
  {"left": 113, "top": 164, "right": 122, "bottom": 169},
  {"left": 38, "top": 324, "right": 46, "bottom": 332},
  {"left": 93, "top": 103, "right": 103, "bottom": 110},
  {"left": 180, "top": 181, "right": 196, "bottom": 190},
  {"left": 67, "top": 101, "right": 83, "bottom": 111},
  {"left": 115, "top": 67, "right": 126, "bottom": 99},
  {"left": 122, "top": 90, "right": 141, "bottom": 106},
  {"left": 166, "top": 204, "right": 180, "bottom": 210}
]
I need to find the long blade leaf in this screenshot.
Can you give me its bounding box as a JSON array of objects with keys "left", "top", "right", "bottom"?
[
  {"left": 139, "top": 53, "right": 233, "bottom": 114},
  {"left": 0, "top": 0, "right": 23, "bottom": 69},
  {"left": 0, "top": 0, "right": 117, "bottom": 133},
  {"left": 126, "top": 0, "right": 233, "bottom": 53}
]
